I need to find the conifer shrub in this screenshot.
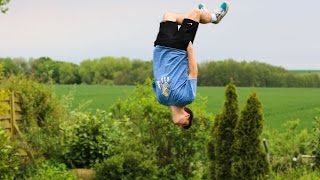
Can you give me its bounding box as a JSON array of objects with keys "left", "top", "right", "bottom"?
[
  {"left": 231, "top": 92, "right": 270, "bottom": 179},
  {"left": 208, "top": 81, "right": 271, "bottom": 179},
  {"left": 209, "top": 80, "right": 239, "bottom": 179}
]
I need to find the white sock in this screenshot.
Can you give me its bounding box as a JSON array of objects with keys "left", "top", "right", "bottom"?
[{"left": 211, "top": 13, "right": 217, "bottom": 23}]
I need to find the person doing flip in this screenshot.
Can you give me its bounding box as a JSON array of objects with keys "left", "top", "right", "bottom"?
[{"left": 152, "top": 2, "right": 229, "bottom": 129}]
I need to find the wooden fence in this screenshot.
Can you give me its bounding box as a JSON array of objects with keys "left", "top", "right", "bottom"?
[
  {"left": 0, "top": 91, "right": 34, "bottom": 161},
  {"left": 0, "top": 91, "right": 22, "bottom": 139}
]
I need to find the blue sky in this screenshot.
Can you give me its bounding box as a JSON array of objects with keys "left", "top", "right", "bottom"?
[{"left": 0, "top": 0, "right": 319, "bottom": 69}]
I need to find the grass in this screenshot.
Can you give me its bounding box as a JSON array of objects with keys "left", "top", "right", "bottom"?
[
  {"left": 53, "top": 85, "right": 320, "bottom": 131},
  {"left": 289, "top": 70, "right": 320, "bottom": 75},
  {"left": 199, "top": 87, "right": 320, "bottom": 130},
  {"left": 52, "top": 85, "right": 133, "bottom": 111}
]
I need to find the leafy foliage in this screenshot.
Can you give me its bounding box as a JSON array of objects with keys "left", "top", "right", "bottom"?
[
  {"left": 0, "top": 129, "right": 20, "bottom": 180},
  {"left": 24, "top": 161, "right": 76, "bottom": 180},
  {"left": 0, "top": 89, "right": 9, "bottom": 116},
  {"left": 198, "top": 59, "right": 320, "bottom": 87},
  {"left": 62, "top": 110, "right": 122, "bottom": 168},
  {"left": 263, "top": 120, "right": 312, "bottom": 172},
  {"left": 209, "top": 82, "right": 271, "bottom": 179},
  {"left": 1, "top": 75, "right": 55, "bottom": 128},
  {"left": 209, "top": 80, "right": 239, "bottom": 179},
  {"left": 0, "top": 0, "right": 10, "bottom": 13},
  {"left": 231, "top": 92, "right": 270, "bottom": 179},
  {"left": 1, "top": 57, "right": 320, "bottom": 87},
  {"left": 1, "top": 60, "right": 320, "bottom": 179},
  {"left": 0, "top": 75, "right": 70, "bottom": 160},
  {"left": 110, "top": 79, "right": 213, "bottom": 179},
  {"left": 207, "top": 114, "right": 220, "bottom": 180},
  {"left": 94, "top": 149, "right": 158, "bottom": 180},
  {"left": 311, "top": 111, "right": 320, "bottom": 168},
  {"left": 0, "top": 63, "right": 10, "bottom": 115}
]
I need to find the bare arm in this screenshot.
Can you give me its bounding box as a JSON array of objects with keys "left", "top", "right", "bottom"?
[{"left": 187, "top": 42, "right": 198, "bottom": 79}]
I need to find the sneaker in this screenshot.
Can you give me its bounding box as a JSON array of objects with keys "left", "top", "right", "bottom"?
[
  {"left": 212, "top": 2, "right": 229, "bottom": 24},
  {"left": 198, "top": 3, "right": 207, "bottom": 11}
]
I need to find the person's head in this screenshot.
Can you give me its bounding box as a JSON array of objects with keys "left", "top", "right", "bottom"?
[
  {"left": 183, "top": 107, "right": 193, "bottom": 129},
  {"left": 171, "top": 106, "right": 194, "bottom": 129}
]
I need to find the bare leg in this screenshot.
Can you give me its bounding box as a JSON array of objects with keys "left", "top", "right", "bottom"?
[{"left": 162, "top": 8, "right": 212, "bottom": 25}]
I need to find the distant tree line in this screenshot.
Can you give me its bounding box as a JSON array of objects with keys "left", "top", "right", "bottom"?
[
  {"left": 198, "top": 60, "right": 320, "bottom": 87},
  {"left": 1, "top": 57, "right": 319, "bottom": 87}
]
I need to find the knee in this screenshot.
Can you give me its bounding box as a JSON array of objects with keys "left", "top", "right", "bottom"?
[
  {"left": 163, "top": 12, "right": 175, "bottom": 21},
  {"left": 187, "top": 8, "right": 201, "bottom": 21},
  {"left": 190, "top": 8, "right": 202, "bottom": 16}
]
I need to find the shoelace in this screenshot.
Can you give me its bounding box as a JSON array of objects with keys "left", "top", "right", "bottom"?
[{"left": 215, "top": 8, "right": 224, "bottom": 18}]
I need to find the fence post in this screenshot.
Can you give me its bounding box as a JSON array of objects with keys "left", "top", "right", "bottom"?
[
  {"left": 9, "top": 91, "right": 16, "bottom": 140},
  {"left": 263, "top": 138, "right": 270, "bottom": 163}
]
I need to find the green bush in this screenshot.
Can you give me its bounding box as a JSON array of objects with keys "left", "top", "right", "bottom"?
[
  {"left": 0, "top": 64, "right": 10, "bottom": 115},
  {"left": 311, "top": 111, "right": 320, "bottom": 168},
  {"left": 0, "top": 75, "right": 69, "bottom": 160},
  {"left": 0, "top": 129, "right": 20, "bottom": 180},
  {"left": 263, "top": 120, "right": 312, "bottom": 172},
  {"left": 0, "top": 90, "right": 9, "bottom": 115},
  {"left": 1, "top": 75, "right": 56, "bottom": 128},
  {"left": 62, "top": 110, "right": 122, "bottom": 168},
  {"left": 110, "top": 79, "right": 213, "bottom": 179},
  {"left": 24, "top": 160, "right": 76, "bottom": 180},
  {"left": 269, "top": 166, "right": 320, "bottom": 180},
  {"left": 95, "top": 149, "right": 157, "bottom": 180}
]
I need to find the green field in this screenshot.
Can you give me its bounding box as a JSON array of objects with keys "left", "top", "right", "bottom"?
[
  {"left": 289, "top": 70, "right": 320, "bottom": 75},
  {"left": 53, "top": 85, "right": 320, "bottom": 131}
]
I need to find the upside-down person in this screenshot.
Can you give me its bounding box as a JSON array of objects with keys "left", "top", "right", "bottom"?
[{"left": 152, "top": 2, "right": 229, "bottom": 129}]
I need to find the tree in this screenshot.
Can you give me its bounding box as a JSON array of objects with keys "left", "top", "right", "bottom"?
[
  {"left": 79, "top": 60, "right": 96, "bottom": 84},
  {"left": 94, "top": 57, "right": 131, "bottom": 84},
  {"left": 209, "top": 80, "right": 239, "bottom": 179},
  {"left": 114, "top": 60, "right": 152, "bottom": 85},
  {"left": 30, "top": 57, "right": 59, "bottom": 83},
  {"left": 59, "top": 62, "right": 80, "bottom": 84},
  {"left": 0, "top": 58, "right": 18, "bottom": 76},
  {"left": 0, "top": 0, "right": 10, "bottom": 13},
  {"left": 231, "top": 92, "right": 270, "bottom": 179}
]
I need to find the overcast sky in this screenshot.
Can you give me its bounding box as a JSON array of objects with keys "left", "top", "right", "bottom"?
[{"left": 0, "top": 0, "right": 319, "bottom": 69}]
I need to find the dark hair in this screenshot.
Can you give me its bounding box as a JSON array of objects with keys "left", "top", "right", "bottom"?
[{"left": 183, "top": 107, "right": 193, "bottom": 129}]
